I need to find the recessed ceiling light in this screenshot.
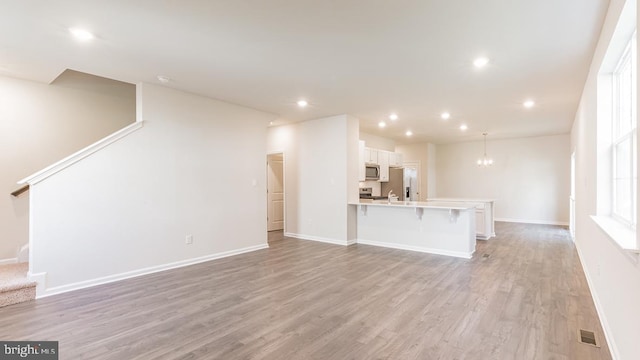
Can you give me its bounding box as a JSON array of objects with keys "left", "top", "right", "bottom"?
[
  {"left": 157, "top": 75, "right": 171, "bottom": 83},
  {"left": 473, "top": 57, "right": 489, "bottom": 68},
  {"left": 441, "top": 112, "right": 451, "bottom": 120},
  {"left": 378, "top": 121, "right": 386, "bottom": 128},
  {"left": 406, "top": 130, "right": 413, "bottom": 136},
  {"left": 460, "top": 124, "right": 468, "bottom": 131},
  {"left": 523, "top": 100, "right": 535, "bottom": 108},
  {"left": 269, "top": 121, "right": 274, "bottom": 126},
  {"left": 297, "top": 100, "right": 308, "bottom": 108},
  {"left": 389, "top": 113, "right": 398, "bottom": 121},
  {"left": 69, "top": 27, "right": 94, "bottom": 41}
]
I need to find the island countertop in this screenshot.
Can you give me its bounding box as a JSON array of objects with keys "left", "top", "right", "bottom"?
[
  {"left": 349, "top": 200, "right": 477, "bottom": 210},
  {"left": 427, "top": 197, "right": 495, "bottom": 203}
]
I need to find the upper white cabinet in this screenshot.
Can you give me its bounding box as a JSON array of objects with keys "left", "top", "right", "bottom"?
[
  {"left": 389, "top": 152, "right": 403, "bottom": 167},
  {"left": 378, "top": 150, "right": 389, "bottom": 182},
  {"left": 358, "top": 141, "right": 366, "bottom": 181},
  {"left": 364, "top": 147, "right": 378, "bottom": 164}
]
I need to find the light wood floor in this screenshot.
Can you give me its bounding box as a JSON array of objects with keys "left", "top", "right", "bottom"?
[{"left": 0, "top": 222, "right": 611, "bottom": 359}]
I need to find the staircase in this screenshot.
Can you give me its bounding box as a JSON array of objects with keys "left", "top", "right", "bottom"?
[{"left": 0, "top": 263, "right": 36, "bottom": 307}]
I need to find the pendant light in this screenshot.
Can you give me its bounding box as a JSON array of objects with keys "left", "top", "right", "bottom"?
[{"left": 477, "top": 132, "right": 493, "bottom": 167}]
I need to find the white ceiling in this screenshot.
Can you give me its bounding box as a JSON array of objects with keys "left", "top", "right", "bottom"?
[{"left": 0, "top": 0, "right": 609, "bottom": 144}]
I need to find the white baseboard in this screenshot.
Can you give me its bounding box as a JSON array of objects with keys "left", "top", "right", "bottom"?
[
  {"left": 575, "top": 243, "right": 619, "bottom": 360},
  {"left": 36, "top": 243, "right": 268, "bottom": 299},
  {"left": 356, "top": 239, "right": 473, "bottom": 259},
  {"left": 0, "top": 258, "right": 17, "bottom": 265},
  {"left": 495, "top": 217, "right": 569, "bottom": 226},
  {"left": 284, "top": 232, "right": 351, "bottom": 246}
]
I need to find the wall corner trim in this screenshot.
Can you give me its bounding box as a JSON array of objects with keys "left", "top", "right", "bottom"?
[
  {"left": 356, "top": 238, "right": 473, "bottom": 259},
  {"left": 575, "top": 243, "right": 620, "bottom": 360},
  {"left": 284, "top": 232, "right": 351, "bottom": 246},
  {"left": 495, "top": 217, "right": 569, "bottom": 226},
  {"left": 18, "top": 120, "right": 144, "bottom": 186},
  {"left": 0, "top": 258, "right": 18, "bottom": 266},
  {"left": 35, "top": 243, "right": 267, "bottom": 299}
]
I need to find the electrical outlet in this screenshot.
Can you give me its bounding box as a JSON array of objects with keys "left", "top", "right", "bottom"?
[{"left": 185, "top": 235, "right": 193, "bottom": 245}]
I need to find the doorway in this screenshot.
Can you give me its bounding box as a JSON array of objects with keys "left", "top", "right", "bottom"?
[{"left": 267, "top": 153, "right": 284, "bottom": 232}]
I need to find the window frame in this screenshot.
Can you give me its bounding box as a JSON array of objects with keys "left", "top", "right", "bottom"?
[{"left": 611, "top": 31, "right": 637, "bottom": 229}]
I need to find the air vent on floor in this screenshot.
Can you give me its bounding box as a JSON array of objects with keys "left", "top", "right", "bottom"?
[
  {"left": 579, "top": 329, "right": 599, "bottom": 347},
  {"left": 482, "top": 253, "right": 490, "bottom": 258}
]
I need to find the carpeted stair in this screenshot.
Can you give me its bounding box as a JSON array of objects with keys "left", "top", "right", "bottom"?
[{"left": 0, "top": 263, "right": 36, "bottom": 307}]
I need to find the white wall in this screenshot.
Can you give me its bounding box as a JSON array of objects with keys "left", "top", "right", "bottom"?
[
  {"left": 0, "top": 72, "right": 135, "bottom": 262},
  {"left": 427, "top": 143, "right": 437, "bottom": 197},
  {"left": 436, "top": 134, "right": 570, "bottom": 224},
  {"left": 359, "top": 132, "right": 396, "bottom": 151},
  {"left": 267, "top": 115, "right": 359, "bottom": 245},
  {"left": 571, "top": 0, "right": 640, "bottom": 358},
  {"left": 29, "top": 83, "right": 275, "bottom": 294}
]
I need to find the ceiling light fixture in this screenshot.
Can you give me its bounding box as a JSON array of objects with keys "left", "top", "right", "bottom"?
[
  {"left": 441, "top": 112, "right": 451, "bottom": 120},
  {"left": 406, "top": 130, "right": 413, "bottom": 136},
  {"left": 460, "top": 124, "right": 468, "bottom": 131},
  {"left": 297, "top": 100, "right": 308, "bottom": 108},
  {"left": 378, "top": 121, "right": 386, "bottom": 128},
  {"left": 523, "top": 100, "right": 535, "bottom": 108},
  {"left": 473, "top": 57, "right": 489, "bottom": 68},
  {"left": 157, "top": 75, "right": 171, "bottom": 83},
  {"left": 69, "top": 27, "right": 94, "bottom": 41},
  {"left": 477, "top": 133, "right": 494, "bottom": 167},
  {"left": 389, "top": 113, "right": 398, "bottom": 121}
]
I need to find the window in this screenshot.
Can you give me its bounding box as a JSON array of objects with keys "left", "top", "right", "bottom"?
[
  {"left": 593, "top": 22, "right": 638, "bottom": 252},
  {"left": 612, "top": 32, "right": 637, "bottom": 228}
]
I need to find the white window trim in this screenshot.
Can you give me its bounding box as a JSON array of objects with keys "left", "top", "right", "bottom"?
[{"left": 611, "top": 32, "right": 637, "bottom": 228}]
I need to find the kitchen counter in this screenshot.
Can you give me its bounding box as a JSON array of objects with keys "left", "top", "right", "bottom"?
[
  {"left": 352, "top": 199, "right": 477, "bottom": 210},
  {"left": 349, "top": 200, "right": 477, "bottom": 259},
  {"left": 427, "top": 198, "right": 496, "bottom": 240}
]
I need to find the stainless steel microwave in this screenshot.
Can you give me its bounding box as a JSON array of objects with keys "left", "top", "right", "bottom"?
[{"left": 365, "top": 164, "right": 380, "bottom": 180}]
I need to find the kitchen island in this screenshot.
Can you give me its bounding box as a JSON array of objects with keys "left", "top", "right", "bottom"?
[
  {"left": 350, "top": 200, "right": 477, "bottom": 259},
  {"left": 427, "top": 198, "right": 495, "bottom": 240}
]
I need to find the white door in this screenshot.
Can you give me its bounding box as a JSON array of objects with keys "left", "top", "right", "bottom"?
[{"left": 267, "top": 153, "right": 284, "bottom": 231}]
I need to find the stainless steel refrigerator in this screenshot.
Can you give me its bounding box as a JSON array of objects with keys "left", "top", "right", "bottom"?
[{"left": 381, "top": 167, "right": 418, "bottom": 201}]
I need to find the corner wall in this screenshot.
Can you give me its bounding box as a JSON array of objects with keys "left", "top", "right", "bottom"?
[
  {"left": 0, "top": 73, "right": 135, "bottom": 262},
  {"left": 267, "top": 115, "right": 359, "bottom": 245},
  {"left": 435, "top": 134, "right": 570, "bottom": 224},
  {"left": 29, "top": 83, "right": 275, "bottom": 294}
]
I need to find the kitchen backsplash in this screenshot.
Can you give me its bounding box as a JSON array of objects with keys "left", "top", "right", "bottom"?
[{"left": 359, "top": 181, "right": 381, "bottom": 196}]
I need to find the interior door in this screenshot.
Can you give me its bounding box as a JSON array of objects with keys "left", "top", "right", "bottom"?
[{"left": 267, "top": 153, "right": 284, "bottom": 231}]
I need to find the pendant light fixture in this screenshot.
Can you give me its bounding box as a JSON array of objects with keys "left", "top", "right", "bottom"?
[{"left": 477, "top": 132, "right": 493, "bottom": 167}]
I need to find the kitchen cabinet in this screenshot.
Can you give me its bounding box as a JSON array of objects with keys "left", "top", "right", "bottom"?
[
  {"left": 389, "top": 152, "right": 404, "bottom": 167},
  {"left": 378, "top": 150, "right": 389, "bottom": 182},
  {"left": 358, "top": 141, "right": 366, "bottom": 181},
  {"left": 364, "top": 147, "right": 378, "bottom": 164}
]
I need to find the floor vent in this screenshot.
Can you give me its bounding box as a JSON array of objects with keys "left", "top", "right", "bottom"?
[
  {"left": 579, "top": 329, "right": 598, "bottom": 347},
  {"left": 482, "top": 254, "right": 490, "bottom": 258}
]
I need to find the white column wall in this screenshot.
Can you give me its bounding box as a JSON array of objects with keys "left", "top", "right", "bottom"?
[{"left": 267, "top": 114, "right": 359, "bottom": 245}]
